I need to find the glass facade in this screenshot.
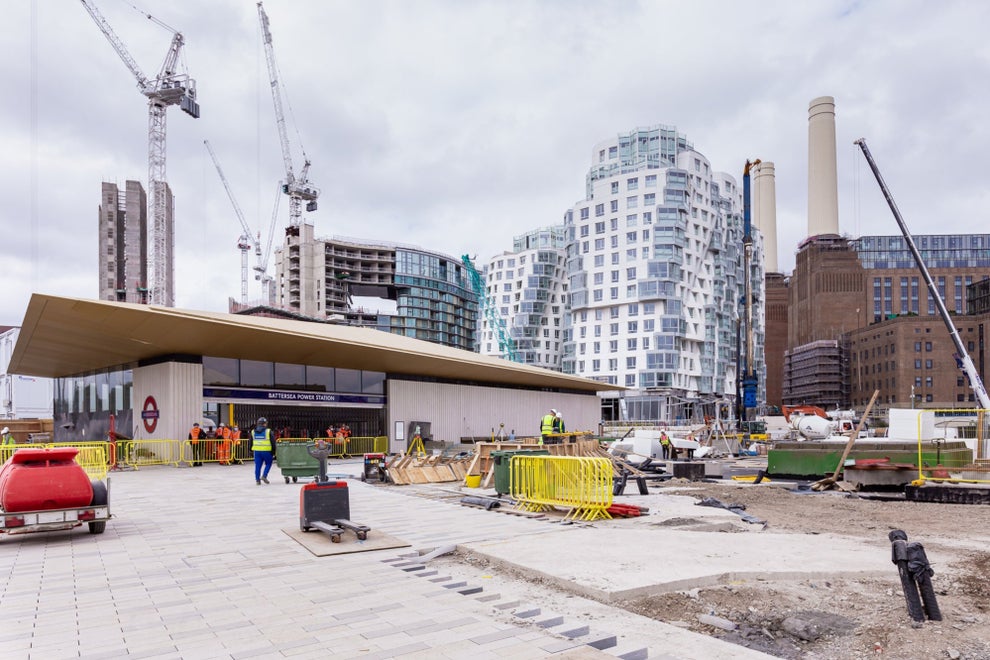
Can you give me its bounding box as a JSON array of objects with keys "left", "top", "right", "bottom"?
[
  {"left": 391, "top": 249, "right": 477, "bottom": 349},
  {"left": 54, "top": 368, "right": 133, "bottom": 442},
  {"left": 853, "top": 235, "right": 990, "bottom": 269}
]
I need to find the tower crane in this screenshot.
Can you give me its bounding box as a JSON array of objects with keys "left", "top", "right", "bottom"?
[
  {"left": 257, "top": 1, "right": 320, "bottom": 233},
  {"left": 80, "top": 0, "right": 200, "bottom": 306},
  {"left": 203, "top": 140, "right": 276, "bottom": 304}
]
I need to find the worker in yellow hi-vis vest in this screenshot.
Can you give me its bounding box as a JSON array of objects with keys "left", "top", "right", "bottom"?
[
  {"left": 540, "top": 408, "right": 559, "bottom": 445},
  {"left": 251, "top": 417, "right": 274, "bottom": 485}
]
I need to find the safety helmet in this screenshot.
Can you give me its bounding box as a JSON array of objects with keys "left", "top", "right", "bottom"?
[{"left": 257, "top": 417, "right": 268, "bottom": 426}]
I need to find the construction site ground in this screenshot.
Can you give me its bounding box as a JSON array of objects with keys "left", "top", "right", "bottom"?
[
  {"left": 432, "top": 470, "right": 990, "bottom": 660},
  {"left": 4, "top": 455, "right": 990, "bottom": 659}
]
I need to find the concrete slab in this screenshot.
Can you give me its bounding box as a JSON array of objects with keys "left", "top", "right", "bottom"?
[
  {"left": 282, "top": 527, "right": 410, "bottom": 556},
  {"left": 459, "top": 526, "right": 890, "bottom": 601}
]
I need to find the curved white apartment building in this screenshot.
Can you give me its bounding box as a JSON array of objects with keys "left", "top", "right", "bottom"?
[
  {"left": 562, "top": 126, "right": 765, "bottom": 424},
  {"left": 481, "top": 226, "right": 568, "bottom": 368}
]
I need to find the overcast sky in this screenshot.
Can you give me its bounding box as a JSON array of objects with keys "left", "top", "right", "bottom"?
[{"left": 3, "top": 0, "right": 989, "bottom": 326}]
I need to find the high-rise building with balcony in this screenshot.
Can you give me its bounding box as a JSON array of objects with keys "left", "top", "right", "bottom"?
[
  {"left": 481, "top": 226, "right": 568, "bottom": 368},
  {"left": 562, "top": 126, "right": 764, "bottom": 423},
  {"left": 272, "top": 224, "right": 478, "bottom": 350}
]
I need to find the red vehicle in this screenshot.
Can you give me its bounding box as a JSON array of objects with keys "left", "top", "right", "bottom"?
[{"left": 0, "top": 447, "right": 111, "bottom": 536}]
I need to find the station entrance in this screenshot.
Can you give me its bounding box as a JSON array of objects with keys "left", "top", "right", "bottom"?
[{"left": 205, "top": 403, "right": 386, "bottom": 440}]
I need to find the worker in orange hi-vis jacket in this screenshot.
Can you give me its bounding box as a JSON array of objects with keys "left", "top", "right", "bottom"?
[{"left": 216, "top": 422, "right": 233, "bottom": 465}]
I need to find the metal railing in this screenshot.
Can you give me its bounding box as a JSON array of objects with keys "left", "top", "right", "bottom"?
[{"left": 510, "top": 455, "right": 613, "bottom": 521}]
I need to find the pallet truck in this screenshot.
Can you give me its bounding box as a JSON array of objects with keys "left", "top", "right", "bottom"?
[{"left": 299, "top": 440, "right": 370, "bottom": 543}]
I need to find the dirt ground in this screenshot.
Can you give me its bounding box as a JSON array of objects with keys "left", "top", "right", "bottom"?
[
  {"left": 430, "top": 478, "right": 990, "bottom": 659},
  {"left": 619, "top": 480, "right": 990, "bottom": 659}
]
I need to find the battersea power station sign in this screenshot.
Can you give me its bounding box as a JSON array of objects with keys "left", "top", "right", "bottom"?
[{"left": 203, "top": 387, "right": 385, "bottom": 406}]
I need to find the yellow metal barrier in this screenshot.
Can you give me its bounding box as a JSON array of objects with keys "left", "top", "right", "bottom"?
[
  {"left": 49, "top": 442, "right": 110, "bottom": 480},
  {"left": 119, "top": 439, "right": 182, "bottom": 468},
  {"left": 510, "top": 455, "right": 613, "bottom": 521},
  {"left": 345, "top": 436, "right": 388, "bottom": 456},
  {"left": 0, "top": 442, "right": 111, "bottom": 480}
]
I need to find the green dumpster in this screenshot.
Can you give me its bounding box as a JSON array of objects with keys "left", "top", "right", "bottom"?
[
  {"left": 492, "top": 449, "right": 549, "bottom": 495},
  {"left": 276, "top": 440, "right": 320, "bottom": 483}
]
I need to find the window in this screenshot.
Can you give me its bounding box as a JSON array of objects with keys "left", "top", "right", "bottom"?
[
  {"left": 925, "top": 342, "right": 932, "bottom": 352},
  {"left": 915, "top": 342, "right": 922, "bottom": 352},
  {"left": 610, "top": 218, "right": 619, "bottom": 231},
  {"left": 595, "top": 203, "right": 604, "bottom": 217},
  {"left": 595, "top": 239, "right": 605, "bottom": 250},
  {"left": 611, "top": 181, "right": 619, "bottom": 194},
  {"left": 925, "top": 359, "right": 933, "bottom": 369},
  {"left": 610, "top": 200, "right": 619, "bottom": 213},
  {"left": 626, "top": 214, "right": 638, "bottom": 227},
  {"left": 626, "top": 356, "right": 637, "bottom": 369},
  {"left": 627, "top": 321, "right": 638, "bottom": 332},
  {"left": 594, "top": 255, "right": 605, "bottom": 267},
  {"left": 627, "top": 338, "right": 637, "bottom": 350},
  {"left": 914, "top": 359, "right": 922, "bottom": 369},
  {"left": 644, "top": 193, "right": 655, "bottom": 205},
  {"left": 626, "top": 232, "right": 637, "bottom": 243},
  {"left": 580, "top": 225, "right": 589, "bottom": 237},
  {"left": 626, "top": 267, "right": 637, "bottom": 280},
  {"left": 645, "top": 174, "right": 657, "bottom": 187},
  {"left": 627, "top": 178, "right": 638, "bottom": 191},
  {"left": 595, "top": 221, "right": 606, "bottom": 234},
  {"left": 609, "top": 340, "right": 618, "bottom": 353},
  {"left": 580, "top": 207, "right": 589, "bottom": 220},
  {"left": 626, "top": 196, "right": 638, "bottom": 209}
]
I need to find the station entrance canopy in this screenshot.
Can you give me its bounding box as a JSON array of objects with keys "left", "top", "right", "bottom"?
[{"left": 9, "top": 295, "right": 621, "bottom": 394}]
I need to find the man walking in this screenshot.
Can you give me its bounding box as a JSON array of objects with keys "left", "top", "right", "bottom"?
[{"left": 251, "top": 417, "right": 274, "bottom": 485}]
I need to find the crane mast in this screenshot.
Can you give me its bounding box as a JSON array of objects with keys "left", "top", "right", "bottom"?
[
  {"left": 855, "top": 138, "right": 990, "bottom": 411},
  {"left": 81, "top": 0, "right": 200, "bottom": 306},
  {"left": 257, "top": 1, "right": 319, "bottom": 230},
  {"left": 204, "top": 140, "right": 272, "bottom": 304}
]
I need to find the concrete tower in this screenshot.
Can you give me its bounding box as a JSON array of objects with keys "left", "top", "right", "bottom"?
[
  {"left": 752, "top": 161, "right": 778, "bottom": 273},
  {"left": 808, "top": 96, "right": 839, "bottom": 237}
]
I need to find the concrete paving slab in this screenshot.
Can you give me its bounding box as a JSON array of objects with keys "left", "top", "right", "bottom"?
[{"left": 459, "top": 525, "right": 890, "bottom": 600}]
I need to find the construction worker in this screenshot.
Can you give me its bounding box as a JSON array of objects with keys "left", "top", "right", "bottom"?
[
  {"left": 188, "top": 422, "right": 204, "bottom": 466},
  {"left": 1, "top": 427, "right": 14, "bottom": 446},
  {"left": 659, "top": 430, "right": 671, "bottom": 460},
  {"left": 216, "top": 423, "right": 233, "bottom": 465},
  {"left": 231, "top": 424, "right": 243, "bottom": 464},
  {"left": 251, "top": 417, "right": 274, "bottom": 485},
  {"left": 540, "top": 409, "right": 559, "bottom": 445}
]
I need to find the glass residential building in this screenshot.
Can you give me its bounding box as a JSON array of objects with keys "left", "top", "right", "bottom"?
[
  {"left": 562, "top": 126, "right": 765, "bottom": 423},
  {"left": 481, "top": 226, "right": 568, "bottom": 368},
  {"left": 273, "top": 224, "right": 478, "bottom": 350}
]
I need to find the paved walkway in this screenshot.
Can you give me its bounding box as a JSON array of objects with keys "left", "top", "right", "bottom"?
[{"left": 0, "top": 460, "right": 788, "bottom": 659}]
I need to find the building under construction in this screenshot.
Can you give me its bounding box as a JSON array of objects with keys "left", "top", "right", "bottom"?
[
  {"left": 268, "top": 224, "right": 480, "bottom": 351},
  {"left": 98, "top": 181, "right": 174, "bottom": 305}
]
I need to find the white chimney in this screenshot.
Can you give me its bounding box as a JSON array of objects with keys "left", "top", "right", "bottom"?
[
  {"left": 752, "top": 161, "right": 778, "bottom": 273},
  {"left": 808, "top": 96, "right": 839, "bottom": 237}
]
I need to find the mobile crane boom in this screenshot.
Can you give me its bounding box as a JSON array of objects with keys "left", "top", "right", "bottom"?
[{"left": 854, "top": 138, "right": 990, "bottom": 410}]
